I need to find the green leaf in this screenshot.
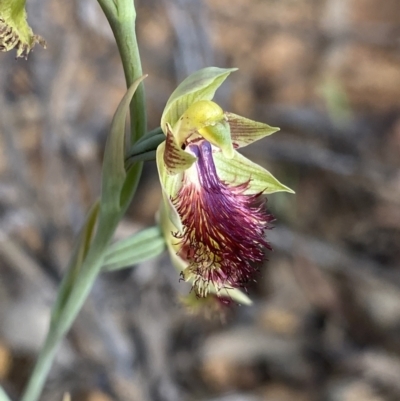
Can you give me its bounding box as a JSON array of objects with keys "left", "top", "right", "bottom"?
[
  {"left": 101, "top": 75, "right": 147, "bottom": 216},
  {"left": 119, "top": 159, "right": 142, "bottom": 212},
  {"left": 161, "top": 67, "right": 237, "bottom": 132},
  {"left": 51, "top": 200, "right": 100, "bottom": 324},
  {"left": 102, "top": 226, "right": 165, "bottom": 271},
  {"left": 214, "top": 150, "right": 295, "bottom": 194},
  {"left": 226, "top": 112, "right": 280, "bottom": 148}
]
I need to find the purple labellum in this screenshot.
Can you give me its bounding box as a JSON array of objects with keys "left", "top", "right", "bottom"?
[{"left": 172, "top": 140, "right": 273, "bottom": 298}]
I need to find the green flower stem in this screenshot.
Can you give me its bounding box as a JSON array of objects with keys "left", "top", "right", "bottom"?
[
  {"left": 99, "top": 0, "right": 147, "bottom": 214},
  {"left": 125, "top": 149, "right": 157, "bottom": 165},
  {"left": 124, "top": 128, "right": 164, "bottom": 166},
  {"left": 20, "top": 328, "right": 60, "bottom": 401},
  {"left": 99, "top": 0, "right": 146, "bottom": 145},
  {"left": 96, "top": 0, "right": 116, "bottom": 17},
  {"left": 20, "top": 1, "right": 147, "bottom": 401},
  {"left": 136, "top": 126, "right": 163, "bottom": 144},
  {"left": 126, "top": 133, "right": 165, "bottom": 161}
]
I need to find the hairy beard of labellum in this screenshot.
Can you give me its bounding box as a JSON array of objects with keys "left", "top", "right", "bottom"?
[{"left": 172, "top": 140, "right": 273, "bottom": 298}]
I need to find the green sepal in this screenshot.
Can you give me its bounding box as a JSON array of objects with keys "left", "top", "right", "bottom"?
[
  {"left": 226, "top": 112, "right": 280, "bottom": 148},
  {"left": 102, "top": 226, "right": 166, "bottom": 272},
  {"left": 155, "top": 122, "right": 195, "bottom": 231},
  {"left": 214, "top": 150, "right": 295, "bottom": 194},
  {"left": 161, "top": 67, "right": 237, "bottom": 132},
  {"left": 101, "top": 76, "right": 146, "bottom": 216}
]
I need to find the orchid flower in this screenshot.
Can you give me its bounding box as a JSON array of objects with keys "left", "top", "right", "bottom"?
[{"left": 157, "top": 67, "right": 293, "bottom": 303}]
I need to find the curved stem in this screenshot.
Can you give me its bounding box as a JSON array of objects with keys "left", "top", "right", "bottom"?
[
  {"left": 21, "top": 215, "right": 116, "bottom": 401},
  {"left": 96, "top": 0, "right": 117, "bottom": 17},
  {"left": 126, "top": 149, "right": 157, "bottom": 166},
  {"left": 20, "top": 330, "right": 59, "bottom": 401},
  {"left": 136, "top": 126, "right": 163, "bottom": 144},
  {"left": 20, "top": 1, "right": 147, "bottom": 400},
  {"left": 101, "top": 0, "right": 146, "bottom": 144},
  {"left": 101, "top": 0, "right": 147, "bottom": 213},
  {"left": 127, "top": 133, "right": 165, "bottom": 158}
]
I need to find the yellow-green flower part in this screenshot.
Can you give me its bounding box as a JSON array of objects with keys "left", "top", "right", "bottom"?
[{"left": 0, "top": 0, "right": 45, "bottom": 58}]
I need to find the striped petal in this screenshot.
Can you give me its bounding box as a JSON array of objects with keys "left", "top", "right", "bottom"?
[
  {"left": 213, "top": 150, "right": 294, "bottom": 195},
  {"left": 226, "top": 112, "right": 280, "bottom": 149}
]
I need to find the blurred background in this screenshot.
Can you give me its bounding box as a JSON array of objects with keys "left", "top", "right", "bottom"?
[{"left": 1, "top": 0, "right": 400, "bottom": 400}]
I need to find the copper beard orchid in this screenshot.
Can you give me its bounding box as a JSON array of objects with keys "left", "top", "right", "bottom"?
[{"left": 157, "top": 67, "right": 293, "bottom": 303}]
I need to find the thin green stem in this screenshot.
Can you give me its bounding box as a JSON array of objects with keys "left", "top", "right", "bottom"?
[
  {"left": 20, "top": 1, "right": 147, "bottom": 400},
  {"left": 125, "top": 149, "right": 156, "bottom": 167},
  {"left": 21, "top": 216, "right": 116, "bottom": 401},
  {"left": 96, "top": 0, "right": 117, "bottom": 17},
  {"left": 136, "top": 126, "right": 163, "bottom": 145},
  {"left": 127, "top": 133, "right": 164, "bottom": 158},
  {"left": 100, "top": 0, "right": 146, "bottom": 214},
  {"left": 100, "top": 0, "right": 146, "bottom": 145},
  {"left": 20, "top": 330, "right": 60, "bottom": 401}
]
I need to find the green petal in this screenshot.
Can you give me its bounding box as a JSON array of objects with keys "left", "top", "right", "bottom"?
[
  {"left": 161, "top": 67, "right": 237, "bottom": 132},
  {"left": 156, "top": 142, "right": 184, "bottom": 231},
  {"left": 226, "top": 112, "right": 280, "bottom": 148},
  {"left": 214, "top": 150, "right": 294, "bottom": 194},
  {"left": 163, "top": 123, "right": 197, "bottom": 175}
]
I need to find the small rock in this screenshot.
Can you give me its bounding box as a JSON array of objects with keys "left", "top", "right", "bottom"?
[{"left": 327, "top": 379, "right": 384, "bottom": 401}]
